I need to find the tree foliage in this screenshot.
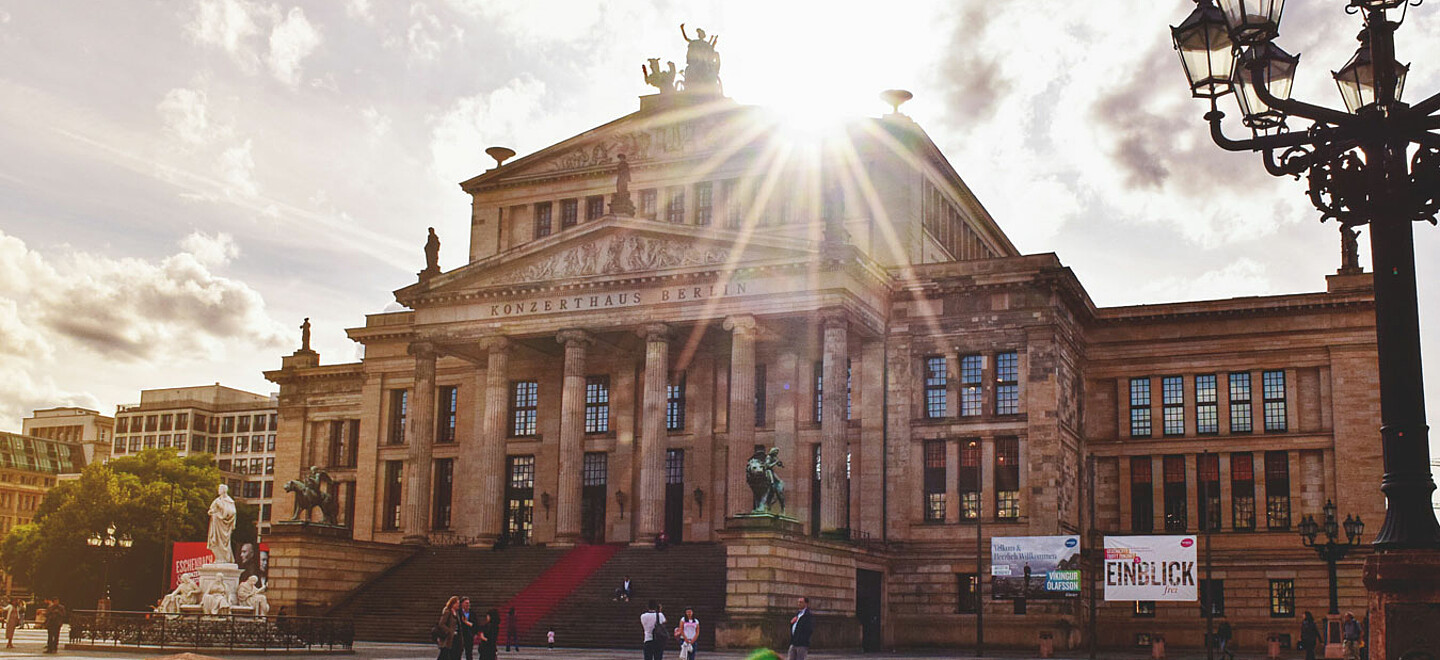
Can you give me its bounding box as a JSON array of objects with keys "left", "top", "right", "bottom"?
[{"left": 0, "top": 450, "right": 256, "bottom": 610}]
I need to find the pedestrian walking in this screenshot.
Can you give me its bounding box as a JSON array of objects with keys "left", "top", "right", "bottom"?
[
  {"left": 787, "top": 597, "right": 813, "bottom": 660},
  {"left": 4, "top": 598, "right": 23, "bottom": 649},
  {"left": 547, "top": 629, "right": 555, "bottom": 649},
  {"left": 641, "top": 600, "right": 667, "bottom": 660},
  {"left": 459, "top": 597, "right": 477, "bottom": 660},
  {"left": 43, "top": 598, "right": 66, "bottom": 654},
  {"left": 435, "top": 596, "right": 462, "bottom": 660},
  {"left": 478, "top": 610, "right": 500, "bottom": 660},
  {"left": 1342, "top": 611, "right": 1364, "bottom": 660},
  {"left": 1216, "top": 618, "right": 1234, "bottom": 660},
  {"left": 1299, "top": 612, "right": 1320, "bottom": 660},
  {"left": 675, "top": 607, "right": 699, "bottom": 660},
  {"left": 506, "top": 606, "right": 519, "bottom": 652}
]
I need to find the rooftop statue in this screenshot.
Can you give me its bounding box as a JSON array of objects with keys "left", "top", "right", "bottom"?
[
  {"left": 679, "top": 23, "right": 721, "bottom": 93},
  {"left": 643, "top": 58, "right": 677, "bottom": 94},
  {"left": 421, "top": 227, "right": 441, "bottom": 280},
  {"left": 610, "top": 154, "right": 636, "bottom": 216},
  {"left": 299, "top": 317, "right": 312, "bottom": 352}
]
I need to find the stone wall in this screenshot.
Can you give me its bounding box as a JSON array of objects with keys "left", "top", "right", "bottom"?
[{"left": 266, "top": 527, "right": 414, "bottom": 615}]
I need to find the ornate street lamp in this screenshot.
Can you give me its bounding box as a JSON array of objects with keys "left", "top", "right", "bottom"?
[
  {"left": 1172, "top": 0, "right": 1236, "bottom": 98},
  {"left": 1299, "top": 500, "right": 1364, "bottom": 614},
  {"left": 86, "top": 524, "right": 134, "bottom": 605},
  {"left": 1170, "top": 0, "right": 1440, "bottom": 552}
]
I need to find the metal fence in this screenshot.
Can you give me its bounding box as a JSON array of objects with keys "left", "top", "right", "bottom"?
[{"left": 67, "top": 610, "right": 354, "bottom": 651}]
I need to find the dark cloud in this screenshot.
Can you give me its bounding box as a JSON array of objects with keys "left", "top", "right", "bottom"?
[{"left": 937, "top": 4, "right": 1012, "bottom": 124}]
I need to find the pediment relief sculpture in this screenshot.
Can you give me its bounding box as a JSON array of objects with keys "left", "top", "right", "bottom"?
[{"left": 487, "top": 235, "right": 730, "bottom": 286}]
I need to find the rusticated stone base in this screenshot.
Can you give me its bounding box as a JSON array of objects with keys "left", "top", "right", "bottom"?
[{"left": 1364, "top": 549, "right": 1440, "bottom": 660}]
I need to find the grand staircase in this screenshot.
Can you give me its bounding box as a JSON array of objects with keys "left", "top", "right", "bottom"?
[{"left": 331, "top": 543, "right": 727, "bottom": 650}]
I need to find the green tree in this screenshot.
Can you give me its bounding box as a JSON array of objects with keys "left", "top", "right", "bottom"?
[{"left": 0, "top": 450, "right": 256, "bottom": 610}]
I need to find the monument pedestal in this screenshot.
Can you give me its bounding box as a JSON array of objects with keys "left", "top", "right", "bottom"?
[
  {"left": 1363, "top": 549, "right": 1440, "bottom": 659},
  {"left": 724, "top": 512, "right": 803, "bottom": 534},
  {"left": 194, "top": 562, "right": 243, "bottom": 614}
]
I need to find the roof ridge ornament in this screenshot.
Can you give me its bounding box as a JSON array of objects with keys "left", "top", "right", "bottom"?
[{"left": 678, "top": 23, "right": 722, "bottom": 95}]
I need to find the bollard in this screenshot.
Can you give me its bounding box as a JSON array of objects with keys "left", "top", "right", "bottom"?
[
  {"left": 1152, "top": 635, "right": 1166, "bottom": 660},
  {"left": 1039, "top": 631, "right": 1054, "bottom": 658}
]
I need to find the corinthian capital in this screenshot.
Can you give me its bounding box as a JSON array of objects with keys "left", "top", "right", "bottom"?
[
  {"left": 556, "top": 329, "right": 594, "bottom": 348},
  {"left": 638, "top": 323, "right": 670, "bottom": 343}
]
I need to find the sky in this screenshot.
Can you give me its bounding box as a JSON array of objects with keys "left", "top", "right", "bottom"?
[{"left": 3, "top": 0, "right": 1440, "bottom": 481}]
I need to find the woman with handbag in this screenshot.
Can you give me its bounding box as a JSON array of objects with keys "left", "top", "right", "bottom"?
[{"left": 435, "top": 596, "right": 462, "bottom": 660}]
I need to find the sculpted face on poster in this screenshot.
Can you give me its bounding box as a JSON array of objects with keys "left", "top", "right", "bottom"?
[
  {"left": 990, "top": 536, "right": 1082, "bottom": 600},
  {"left": 1103, "top": 535, "right": 1198, "bottom": 601}
]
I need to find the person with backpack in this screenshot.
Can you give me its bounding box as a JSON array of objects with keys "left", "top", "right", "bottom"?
[{"left": 640, "top": 601, "right": 667, "bottom": 660}]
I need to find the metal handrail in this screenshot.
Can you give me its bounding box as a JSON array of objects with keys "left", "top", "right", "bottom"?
[{"left": 66, "top": 610, "right": 353, "bottom": 651}]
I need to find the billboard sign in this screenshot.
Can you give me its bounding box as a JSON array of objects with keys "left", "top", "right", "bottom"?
[
  {"left": 171, "top": 541, "right": 269, "bottom": 589},
  {"left": 990, "top": 536, "right": 1082, "bottom": 600},
  {"left": 1103, "top": 535, "right": 1198, "bottom": 601}
]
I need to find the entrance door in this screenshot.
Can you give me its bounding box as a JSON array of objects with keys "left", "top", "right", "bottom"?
[
  {"left": 664, "top": 449, "right": 684, "bottom": 543},
  {"left": 810, "top": 445, "right": 821, "bottom": 536},
  {"left": 581, "top": 452, "right": 607, "bottom": 543},
  {"left": 856, "top": 569, "right": 883, "bottom": 652},
  {"left": 504, "top": 455, "right": 535, "bottom": 546}
]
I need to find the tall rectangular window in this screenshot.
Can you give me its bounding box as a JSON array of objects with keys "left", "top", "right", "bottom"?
[
  {"left": 1162, "top": 376, "right": 1184, "bottom": 436},
  {"left": 583, "top": 452, "right": 607, "bottom": 486},
  {"left": 996, "top": 351, "right": 1019, "bottom": 415},
  {"left": 755, "top": 364, "right": 767, "bottom": 427},
  {"left": 507, "top": 456, "right": 535, "bottom": 545},
  {"left": 433, "top": 458, "right": 454, "bottom": 530},
  {"left": 956, "top": 573, "right": 979, "bottom": 613},
  {"left": 666, "top": 373, "right": 686, "bottom": 431},
  {"left": 723, "top": 179, "right": 741, "bottom": 228},
  {"left": 639, "top": 189, "right": 657, "bottom": 219},
  {"left": 238, "top": 415, "right": 251, "bottom": 433},
  {"left": 160, "top": 414, "right": 173, "bottom": 431},
  {"left": 1265, "top": 450, "right": 1291, "bottom": 529},
  {"left": 666, "top": 448, "right": 685, "bottom": 485},
  {"left": 1232, "top": 452, "right": 1256, "bottom": 530},
  {"left": 1196, "top": 375, "right": 1218, "bottom": 434},
  {"left": 1263, "top": 370, "right": 1287, "bottom": 432},
  {"left": 695, "top": 182, "right": 712, "bottom": 226},
  {"left": 388, "top": 390, "right": 408, "bottom": 445},
  {"left": 1198, "top": 453, "right": 1221, "bottom": 531},
  {"left": 666, "top": 187, "right": 685, "bottom": 223},
  {"left": 814, "top": 361, "right": 824, "bottom": 424},
  {"left": 585, "top": 195, "right": 604, "bottom": 221},
  {"left": 1131, "top": 456, "right": 1153, "bottom": 532},
  {"left": 436, "top": 386, "right": 458, "bottom": 444},
  {"left": 959, "top": 440, "right": 980, "bottom": 520},
  {"left": 585, "top": 376, "right": 610, "bottom": 434},
  {"left": 1200, "top": 579, "right": 1225, "bottom": 616},
  {"left": 960, "top": 355, "right": 983, "bottom": 417},
  {"left": 1269, "top": 579, "right": 1295, "bottom": 617},
  {"left": 382, "top": 460, "right": 403, "bottom": 531},
  {"left": 995, "top": 437, "right": 1020, "bottom": 519},
  {"left": 845, "top": 360, "right": 853, "bottom": 421},
  {"left": 219, "top": 416, "right": 231, "bottom": 434},
  {"left": 1130, "top": 378, "right": 1152, "bottom": 437},
  {"left": 510, "top": 381, "right": 538, "bottom": 437},
  {"left": 924, "top": 356, "right": 948, "bottom": 419},
  {"left": 534, "top": 201, "right": 553, "bottom": 238},
  {"left": 923, "top": 440, "right": 946, "bottom": 522},
  {"left": 1163, "top": 455, "right": 1187, "bottom": 532},
  {"left": 1229, "top": 372, "right": 1253, "bottom": 433},
  {"left": 560, "top": 198, "right": 578, "bottom": 229}
]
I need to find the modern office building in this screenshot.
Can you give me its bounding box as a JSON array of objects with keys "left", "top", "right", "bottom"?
[{"left": 21, "top": 406, "right": 114, "bottom": 465}]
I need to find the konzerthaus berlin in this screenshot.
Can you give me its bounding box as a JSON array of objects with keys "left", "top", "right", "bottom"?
[{"left": 265, "top": 66, "right": 1382, "bottom": 652}]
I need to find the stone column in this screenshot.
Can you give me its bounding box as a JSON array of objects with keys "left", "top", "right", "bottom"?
[
  {"left": 476, "top": 337, "right": 510, "bottom": 546},
  {"left": 554, "top": 329, "right": 591, "bottom": 546},
  {"left": 723, "top": 315, "right": 757, "bottom": 517},
  {"left": 820, "top": 309, "right": 848, "bottom": 535},
  {"left": 402, "top": 342, "right": 438, "bottom": 545},
  {"left": 637, "top": 323, "right": 669, "bottom": 541}
]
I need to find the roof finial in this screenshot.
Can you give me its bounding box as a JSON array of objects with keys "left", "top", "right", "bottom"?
[{"left": 880, "top": 89, "right": 913, "bottom": 115}]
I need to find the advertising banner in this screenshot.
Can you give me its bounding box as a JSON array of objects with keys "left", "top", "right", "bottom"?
[
  {"left": 1103, "top": 535, "right": 1198, "bottom": 601},
  {"left": 990, "top": 536, "right": 1082, "bottom": 600},
  {"left": 171, "top": 541, "right": 269, "bottom": 589}
]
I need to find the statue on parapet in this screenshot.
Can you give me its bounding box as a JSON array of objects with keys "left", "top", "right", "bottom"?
[
  {"left": 610, "top": 154, "right": 636, "bottom": 216},
  {"left": 299, "top": 317, "right": 312, "bottom": 352},
  {"left": 1339, "top": 224, "right": 1362, "bottom": 274},
  {"left": 420, "top": 227, "right": 441, "bottom": 281},
  {"left": 284, "top": 465, "right": 339, "bottom": 525},
  {"left": 679, "top": 23, "right": 721, "bottom": 93},
  {"left": 745, "top": 447, "right": 786, "bottom": 513},
  {"left": 643, "top": 58, "right": 677, "bottom": 93}
]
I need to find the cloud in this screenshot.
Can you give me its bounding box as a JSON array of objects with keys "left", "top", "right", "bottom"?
[
  {"left": 219, "top": 139, "right": 259, "bottom": 198},
  {"left": 429, "top": 76, "right": 560, "bottom": 181},
  {"left": 405, "top": 2, "right": 462, "bottom": 62},
  {"left": 186, "top": 0, "right": 271, "bottom": 74},
  {"left": 0, "top": 229, "right": 287, "bottom": 427},
  {"left": 346, "top": 0, "right": 374, "bottom": 23},
  {"left": 158, "top": 87, "right": 222, "bottom": 146},
  {"left": 266, "top": 7, "right": 321, "bottom": 87}
]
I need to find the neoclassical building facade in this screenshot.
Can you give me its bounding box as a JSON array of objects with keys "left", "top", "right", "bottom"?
[{"left": 266, "top": 87, "right": 1382, "bottom": 650}]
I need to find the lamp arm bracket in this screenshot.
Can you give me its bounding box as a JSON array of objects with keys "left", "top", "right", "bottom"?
[
  {"left": 1206, "top": 111, "right": 1325, "bottom": 153},
  {"left": 1247, "top": 62, "right": 1355, "bottom": 126},
  {"left": 1412, "top": 89, "right": 1440, "bottom": 118},
  {"left": 1416, "top": 131, "right": 1440, "bottom": 151}
]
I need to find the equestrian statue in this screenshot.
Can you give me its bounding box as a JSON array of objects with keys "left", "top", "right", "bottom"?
[{"left": 284, "top": 465, "right": 339, "bottom": 525}]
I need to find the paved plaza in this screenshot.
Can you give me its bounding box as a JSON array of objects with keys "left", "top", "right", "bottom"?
[{"left": 0, "top": 626, "right": 1290, "bottom": 660}]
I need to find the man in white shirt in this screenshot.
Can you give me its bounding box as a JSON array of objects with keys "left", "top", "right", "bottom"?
[
  {"left": 641, "top": 601, "right": 667, "bottom": 660},
  {"left": 788, "top": 597, "right": 813, "bottom": 660}
]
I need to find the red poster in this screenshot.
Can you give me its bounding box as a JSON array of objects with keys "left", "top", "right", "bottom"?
[{"left": 171, "top": 541, "right": 270, "bottom": 589}]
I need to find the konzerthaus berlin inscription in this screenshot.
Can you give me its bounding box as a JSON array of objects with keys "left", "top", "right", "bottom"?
[{"left": 264, "top": 32, "right": 1383, "bottom": 652}]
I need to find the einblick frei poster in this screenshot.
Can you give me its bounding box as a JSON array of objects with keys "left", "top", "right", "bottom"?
[{"left": 1103, "top": 535, "right": 1198, "bottom": 601}]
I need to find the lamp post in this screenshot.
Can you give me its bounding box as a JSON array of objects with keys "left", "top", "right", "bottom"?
[
  {"left": 86, "top": 524, "right": 134, "bottom": 608},
  {"left": 1170, "top": 0, "right": 1440, "bottom": 550},
  {"left": 1299, "top": 500, "right": 1365, "bottom": 614}
]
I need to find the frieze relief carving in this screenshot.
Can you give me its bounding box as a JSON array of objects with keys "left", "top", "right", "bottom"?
[
  {"left": 489, "top": 235, "right": 730, "bottom": 285},
  {"left": 546, "top": 119, "right": 720, "bottom": 172}
]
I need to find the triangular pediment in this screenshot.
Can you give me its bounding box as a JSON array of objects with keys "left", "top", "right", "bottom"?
[{"left": 403, "top": 217, "right": 818, "bottom": 300}]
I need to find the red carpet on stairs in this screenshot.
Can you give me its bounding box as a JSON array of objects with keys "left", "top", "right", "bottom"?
[{"left": 500, "top": 544, "right": 622, "bottom": 639}]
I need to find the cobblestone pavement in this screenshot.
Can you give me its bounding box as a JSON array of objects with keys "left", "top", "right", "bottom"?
[{"left": 0, "top": 628, "right": 1287, "bottom": 660}]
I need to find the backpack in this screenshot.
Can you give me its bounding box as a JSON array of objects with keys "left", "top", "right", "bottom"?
[{"left": 647, "top": 613, "right": 667, "bottom": 647}]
